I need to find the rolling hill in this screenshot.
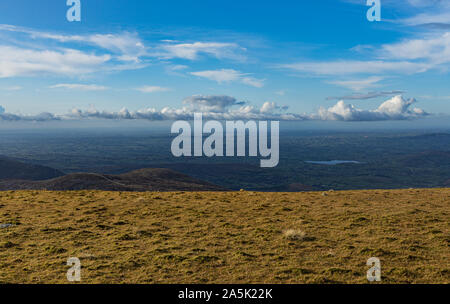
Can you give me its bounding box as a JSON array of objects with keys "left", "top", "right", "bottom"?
[
  {"left": 0, "top": 156, "right": 64, "bottom": 181},
  {"left": 0, "top": 168, "right": 226, "bottom": 191}
]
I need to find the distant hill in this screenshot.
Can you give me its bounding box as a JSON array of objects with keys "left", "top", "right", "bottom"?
[
  {"left": 395, "top": 151, "right": 450, "bottom": 167},
  {"left": 0, "top": 156, "right": 64, "bottom": 181},
  {"left": 0, "top": 168, "right": 226, "bottom": 191}
]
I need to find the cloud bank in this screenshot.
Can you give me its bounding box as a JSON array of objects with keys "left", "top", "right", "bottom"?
[{"left": 0, "top": 95, "right": 428, "bottom": 123}]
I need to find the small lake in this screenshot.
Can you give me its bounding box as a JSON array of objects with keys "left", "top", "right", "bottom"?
[{"left": 305, "top": 160, "right": 363, "bottom": 165}]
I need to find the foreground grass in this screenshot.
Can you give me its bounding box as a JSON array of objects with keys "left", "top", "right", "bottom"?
[{"left": 0, "top": 189, "right": 448, "bottom": 284}]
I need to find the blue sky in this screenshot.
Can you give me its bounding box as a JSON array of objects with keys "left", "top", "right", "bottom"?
[{"left": 0, "top": 0, "right": 449, "bottom": 122}]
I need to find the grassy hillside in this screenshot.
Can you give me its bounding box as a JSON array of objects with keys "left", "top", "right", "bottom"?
[{"left": 0, "top": 189, "right": 448, "bottom": 284}]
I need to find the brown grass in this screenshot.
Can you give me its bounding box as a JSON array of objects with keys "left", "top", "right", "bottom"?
[{"left": 0, "top": 188, "right": 448, "bottom": 284}]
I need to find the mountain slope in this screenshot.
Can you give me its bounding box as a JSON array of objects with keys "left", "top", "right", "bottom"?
[
  {"left": 0, "top": 188, "right": 448, "bottom": 283},
  {"left": 0, "top": 156, "right": 64, "bottom": 181},
  {"left": 0, "top": 168, "right": 226, "bottom": 191}
]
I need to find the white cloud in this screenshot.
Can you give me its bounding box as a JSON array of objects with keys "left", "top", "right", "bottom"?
[
  {"left": 260, "top": 101, "right": 289, "bottom": 113},
  {"left": 191, "top": 69, "right": 264, "bottom": 87},
  {"left": 66, "top": 100, "right": 297, "bottom": 122},
  {"left": 0, "top": 95, "right": 429, "bottom": 122},
  {"left": 326, "top": 90, "right": 405, "bottom": 100},
  {"left": 328, "top": 76, "right": 384, "bottom": 91},
  {"left": 0, "top": 45, "right": 112, "bottom": 78},
  {"left": 0, "top": 25, "right": 147, "bottom": 62},
  {"left": 396, "top": 0, "right": 450, "bottom": 27},
  {"left": 0, "top": 110, "right": 60, "bottom": 122},
  {"left": 168, "top": 65, "right": 188, "bottom": 71},
  {"left": 280, "top": 60, "right": 429, "bottom": 76},
  {"left": 281, "top": 30, "right": 450, "bottom": 79},
  {"left": 316, "top": 95, "right": 428, "bottom": 121},
  {"left": 49, "top": 84, "right": 108, "bottom": 91},
  {"left": 136, "top": 86, "right": 171, "bottom": 93},
  {"left": 401, "top": 12, "right": 450, "bottom": 27},
  {"left": 157, "top": 42, "right": 246, "bottom": 61},
  {"left": 0, "top": 24, "right": 250, "bottom": 80},
  {"left": 64, "top": 95, "right": 428, "bottom": 121},
  {"left": 380, "top": 32, "right": 450, "bottom": 65}
]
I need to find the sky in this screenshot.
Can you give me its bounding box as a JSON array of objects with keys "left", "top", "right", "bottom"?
[{"left": 0, "top": 0, "right": 450, "bottom": 123}]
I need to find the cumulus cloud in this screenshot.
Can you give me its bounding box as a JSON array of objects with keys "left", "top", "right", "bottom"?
[
  {"left": 191, "top": 69, "right": 265, "bottom": 88},
  {"left": 49, "top": 84, "right": 108, "bottom": 91},
  {"left": 260, "top": 102, "right": 289, "bottom": 113},
  {"left": 315, "top": 95, "right": 428, "bottom": 121}
]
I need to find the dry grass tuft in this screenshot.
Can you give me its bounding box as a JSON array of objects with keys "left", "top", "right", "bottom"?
[{"left": 283, "top": 229, "right": 306, "bottom": 241}]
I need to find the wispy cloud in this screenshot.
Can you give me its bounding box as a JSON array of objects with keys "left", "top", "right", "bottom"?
[
  {"left": 2, "top": 86, "right": 23, "bottom": 91},
  {"left": 0, "top": 25, "right": 147, "bottom": 62},
  {"left": 280, "top": 30, "right": 450, "bottom": 80},
  {"left": 279, "top": 60, "right": 429, "bottom": 76},
  {"left": 0, "top": 24, "right": 249, "bottom": 80},
  {"left": 380, "top": 32, "right": 450, "bottom": 65},
  {"left": 155, "top": 42, "right": 246, "bottom": 61},
  {"left": 396, "top": 0, "right": 450, "bottom": 28},
  {"left": 136, "top": 86, "right": 171, "bottom": 93},
  {"left": 327, "top": 76, "right": 384, "bottom": 91},
  {"left": 49, "top": 84, "right": 109, "bottom": 91},
  {"left": 326, "top": 90, "right": 405, "bottom": 100},
  {"left": 191, "top": 69, "right": 264, "bottom": 87},
  {"left": 0, "top": 46, "right": 112, "bottom": 78}
]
